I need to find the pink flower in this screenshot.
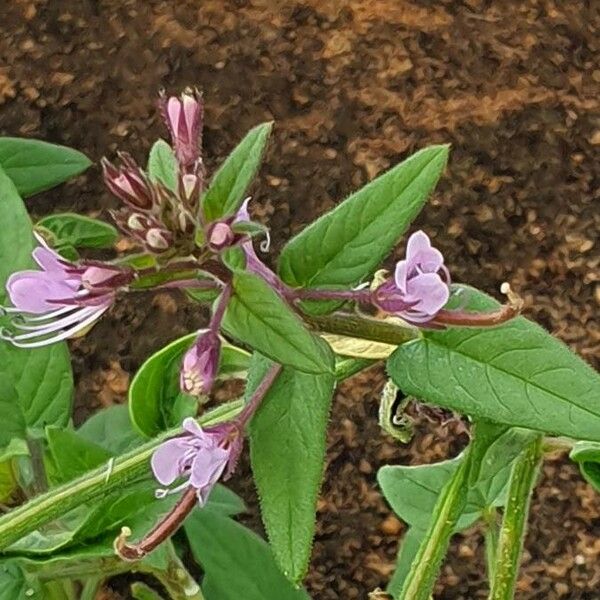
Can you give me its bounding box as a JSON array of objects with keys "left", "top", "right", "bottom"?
[
  {"left": 151, "top": 418, "right": 241, "bottom": 505},
  {"left": 1, "top": 237, "right": 132, "bottom": 348},
  {"left": 374, "top": 230, "right": 450, "bottom": 324},
  {"left": 180, "top": 330, "right": 221, "bottom": 397},
  {"left": 159, "top": 89, "right": 203, "bottom": 168}
]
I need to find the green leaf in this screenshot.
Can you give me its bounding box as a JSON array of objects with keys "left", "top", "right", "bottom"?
[
  {"left": 202, "top": 122, "right": 273, "bottom": 222},
  {"left": 0, "top": 561, "right": 42, "bottom": 600},
  {"left": 0, "top": 166, "right": 34, "bottom": 303},
  {"left": 46, "top": 427, "right": 113, "bottom": 484},
  {"left": 247, "top": 354, "right": 335, "bottom": 583},
  {"left": 222, "top": 272, "right": 334, "bottom": 375},
  {"left": 147, "top": 139, "right": 178, "bottom": 193},
  {"left": 0, "top": 343, "right": 73, "bottom": 444},
  {"left": 387, "top": 528, "right": 426, "bottom": 596},
  {"left": 0, "top": 166, "right": 73, "bottom": 443},
  {"left": 185, "top": 510, "right": 310, "bottom": 600},
  {"left": 129, "top": 333, "right": 251, "bottom": 437},
  {"left": 278, "top": 145, "right": 449, "bottom": 314},
  {"left": 36, "top": 213, "right": 118, "bottom": 249},
  {"left": 78, "top": 404, "right": 144, "bottom": 454},
  {"left": 387, "top": 285, "right": 600, "bottom": 441},
  {"left": 570, "top": 442, "right": 600, "bottom": 493},
  {"left": 131, "top": 582, "right": 165, "bottom": 600},
  {"left": 0, "top": 138, "right": 91, "bottom": 197},
  {"left": 377, "top": 425, "right": 536, "bottom": 532}
]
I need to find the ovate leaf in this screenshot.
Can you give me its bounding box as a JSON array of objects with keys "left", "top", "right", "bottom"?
[
  {"left": 185, "top": 510, "right": 310, "bottom": 600},
  {"left": 37, "top": 213, "right": 118, "bottom": 249},
  {"left": 387, "top": 286, "right": 600, "bottom": 441},
  {"left": 0, "top": 344, "right": 73, "bottom": 443},
  {"left": 78, "top": 404, "right": 144, "bottom": 454},
  {"left": 222, "top": 272, "right": 334, "bottom": 375},
  {"left": 0, "top": 138, "right": 91, "bottom": 197},
  {"left": 0, "top": 166, "right": 33, "bottom": 302},
  {"left": 202, "top": 122, "right": 273, "bottom": 222},
  {"left": 247, "top": 354, "right": 336, "bottom": 583},
  {"left": 570, "top": 442, "right": 600, "bottom": 493},
  {"left": 147, "top": 139, "right": 178, "bottom": 193},
  {"left": 278, "top": 145, "right": 449, "bottom": 314},
  {"left": 377, "top": 425, "right": 536, "bottom": 531}
]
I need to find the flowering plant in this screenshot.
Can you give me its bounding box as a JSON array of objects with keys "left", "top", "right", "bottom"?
[{"left": 0, "top": 89, "right": 598, "bottom": 600}]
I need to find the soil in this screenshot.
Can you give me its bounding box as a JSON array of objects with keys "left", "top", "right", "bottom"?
[{"left": 1, "top": 1, "right": 599, "bottom": 598}]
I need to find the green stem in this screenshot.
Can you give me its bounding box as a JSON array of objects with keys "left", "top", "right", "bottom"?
[
  {"left": 488, "top": 436, "right": 543, "bottom": 600},
  {"left": 0, "top": 357, "right": 371, "bottom": 552},
  {"left": 398, "top": 446, "right": 472, "bottom": 600},
  {"left": 307, "top": 312, "right": 418, "bottom": 345},
  {"left": 483, "top": 506, "right": 499, "bottom": 582},
  {"left": 0, "top": 400, "right": 243, "bottom": 551}
]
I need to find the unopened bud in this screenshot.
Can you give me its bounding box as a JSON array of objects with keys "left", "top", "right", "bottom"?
[
  {"left": 159, "top": 88, "right": 203, "bottom": 168},
  {"left": 146, "top": 228, "right": 172, "bottom": 252},
  {"left": 180, "top": 330, "right": 220, "bottom": 396},
  {"left": 207, "top": 222, "right": 235, "bottom": 251}
]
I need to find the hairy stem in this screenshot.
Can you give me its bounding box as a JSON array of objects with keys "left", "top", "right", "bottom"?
[
  {"left": 488, "top": 436, "right": 543, "bottom": 600},
  {"left": 0, "top": 400, "right": 243, "bottom": 551},
  {"left": 398, "top": 446, "right": 472, "bottom": 600},
  {"left": 306, "top": 312, "right": 419, "bottom": 346},
  {"left": 0, "top": 357, "right": 370, "bottom": 551}
]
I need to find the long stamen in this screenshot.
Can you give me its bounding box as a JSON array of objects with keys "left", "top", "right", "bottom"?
[
  {"left": 1, "top": 306, "right": 109, "bottom": 348},
  {"left": 9, "top": 305, "right": 79, "bottom": 323},
  {"left": 11, "top": 306, "right": 99, "bottom": 333}
]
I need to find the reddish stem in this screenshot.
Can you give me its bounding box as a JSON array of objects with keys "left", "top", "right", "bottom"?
[
  {"left": 114, "top": 487, "right": 197, "bottom": 562},
  {"left": 235, "top": 363, "right": 283, "bottom": 427},
  {"left": 432, "top": 302, "right": 521, "bottom": 327}
]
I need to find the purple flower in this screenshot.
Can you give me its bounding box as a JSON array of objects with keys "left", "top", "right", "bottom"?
[
  {"left": 374, "top": 230, "right": 450, "bottom": 324},
  {"left": 180, "top": 330, "right": 221, "bottom": 397},
  {"left": 1, "top": 237, "right": 132, "bottom": 348},
  {"left": 151, "top": 417, "right": 241, "bottom": 505},
  {"left": 159, "top": 89, "right": 203, "bottom": 168}
]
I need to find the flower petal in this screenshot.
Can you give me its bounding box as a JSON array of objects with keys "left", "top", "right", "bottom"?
[
  {"left": 150, "top": 438, "right": 191, "bottom": 486},
  {"left": 7, "top": 271, "right": 79, "bottom": 313},
  {"left": 405, "top": 272, "right": 450, "bottom": 315},
  {"left": 188, "top": 446, "right": 229, "bottom": 492}
]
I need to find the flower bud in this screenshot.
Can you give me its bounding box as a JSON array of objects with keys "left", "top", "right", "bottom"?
[
  {"left": 207, "top": 222, "right": 235, "bottom": 251},
  {"left": 159, "top": 89, "right": 203, "bottom": 168},
  {"left": 180, "top": 330, "right": 220, "bottom": 397},
  {"left": 145, "top": 228, "right": 172, "bottom": 252},
  {"left": 102, "top": 155, "right": 157, "bottom": 211},
  {"left": 179, "top": 173, "right": 201, "bottom": 207}
]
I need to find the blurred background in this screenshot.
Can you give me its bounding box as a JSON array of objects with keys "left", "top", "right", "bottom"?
[{"left": 1, "top": 1, "right": 599, "bottom": 598}]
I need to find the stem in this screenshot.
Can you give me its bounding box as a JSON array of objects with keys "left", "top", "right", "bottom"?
[
  {"left": 0, "top": 400, "right": 243, "bottom": 551},
  {"left": 306, "top": 313, "right": 418, "bottom": 346},
  {"left": 398, "top": 446, "right": 472, "bottom": 600},
  {"left": 235, "top": 363, "right": 282, "bottom": 426},
  {"left": 209, "top": 284, "right": 232, "bottom": 333},
  {"left": 483, "top": 506, "right": 500, "bottom": 582},
  {"left": 488, "top": 436, "right": 543, "bottom": 600},
  {"left": 293, "top": 288, "right": 372, "bottom": 303},
  {"left": 115, "top": 487, "right": 198, "bottom": 561},
  {"left": 25, "top": 436, "right": 48, "bottom": 496},
  {"left": 0, "top": 358, "right": 372, "bottom": 552}
]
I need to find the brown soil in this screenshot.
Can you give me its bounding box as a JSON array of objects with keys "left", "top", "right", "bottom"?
[{"left": 1, "top": 1, "right": 599, "bottom": 598}]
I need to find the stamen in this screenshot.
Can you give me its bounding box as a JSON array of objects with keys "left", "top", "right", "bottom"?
[
  {"left": 259, "top": 229, "right": 271, "bottom": 253},
  {"left": 11, "top": 306, "right": 98, "bottom": 332},
  {"left": 4, "top": 306, "right": 109, "bottom": 348}
]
